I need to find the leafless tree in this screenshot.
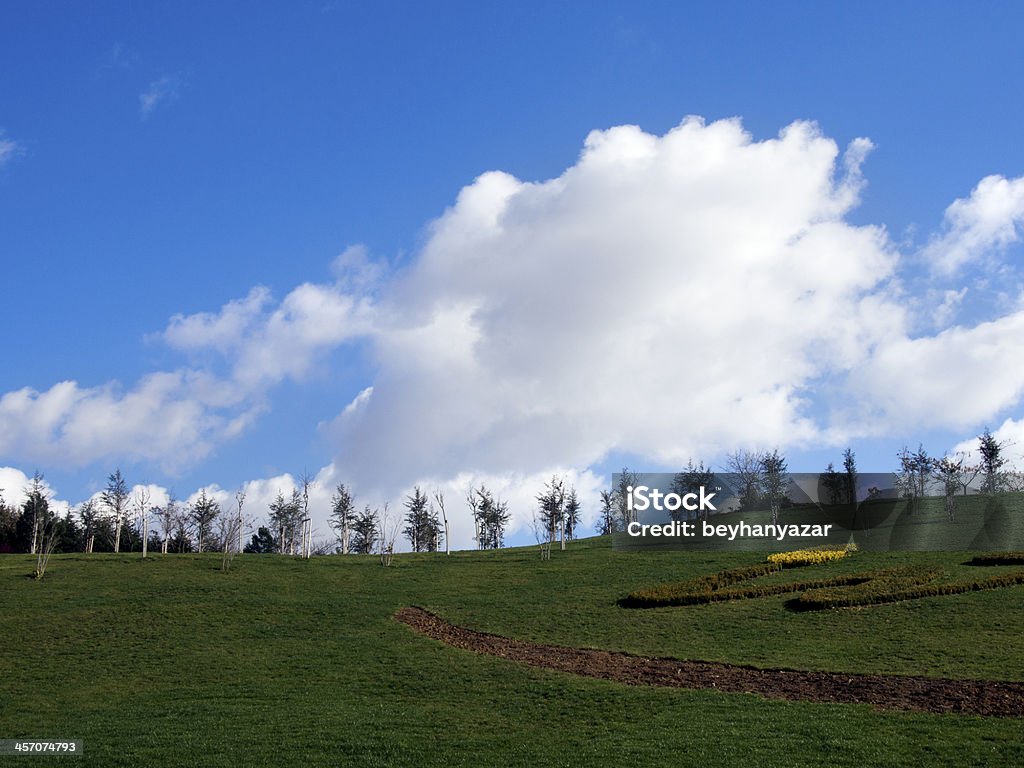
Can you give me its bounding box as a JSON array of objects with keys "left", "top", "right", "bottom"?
[
  {"left": 933, "top": 455, "right": 967, "bottom": 522},
  {"left": 726, "top": 450, "right": 763, "bottom": 511},
  {"left": 132, "top": 486, "right": 151, "bottom": 558},
  {"left": 378, "top": 502, "right": 398, "bottom": 566},
  {"left": 155, "top": 493, "right": 179, "bottom": 554},
  {"left": 895, "top": 445, "right": 933, "bottom": 515},
  {"left": 235, "top": 490, "right": 246, "bottom": 556},
  {"left": 433, "top": 490, "right": 450, "bottom": 556},
  {"left": 466, "top": 486, "right": 481, "bottom": 549},
  {"left": 530, "top": 507, "right": 551, "bottom": 561},
  {"left": 299, "top": 471, "right": 313, "bottom": 559}
]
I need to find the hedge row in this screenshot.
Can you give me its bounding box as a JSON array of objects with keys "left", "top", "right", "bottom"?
[
  {"left": 793, "top": 568, "right": 1024, "bottom": 611},
  {"left": 767, "top": 548, "right": 848, "bottom": 567},
  {"left": 967, "top": 552, "right": 1024, "bottom": 566},
  {"left": 622, "top": 560, "right": 1024, "bottom": 610}
]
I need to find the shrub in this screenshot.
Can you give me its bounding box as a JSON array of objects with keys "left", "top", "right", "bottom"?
[
  {"left": 966, "top": 552, "right": 1024, "bottom": 566},
  {"left": 767, "top": 547, "right": 847, "bottom": 567}
]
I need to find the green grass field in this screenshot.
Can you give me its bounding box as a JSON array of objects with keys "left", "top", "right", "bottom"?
[{"left": 2, "top": 540, "right": 1023, "bottom": 767}]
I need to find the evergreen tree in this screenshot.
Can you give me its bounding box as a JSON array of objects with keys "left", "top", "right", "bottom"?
[
  {"left": 535, "top": 476, "right": 565, "bottom": 544},
  {"left": 472, "top": 485, "right": 509, "bottom": 549},
  {"left": 328, "top": 483, "right": 357, "bottom": 554},
  {"left": 822, "top": 462, "right": 842, "bottom": 506},
  {"left": 403, "top": 486, "right": 441, "bottom": 552},
  {"left": 672, "top": 460, "right": 715, "bottom": 521},
  {"left": 350, "top": 505, "right": 379, "bottom": 554},
  {"left": 244, "top": 526, "right": 277, "bottom": 553},
  {"left": 978, "top": 428, "right": 1006, "bottom": 493},
  {"left": 597, "top": 490, "right": 616, "bottom": 535},
  {"left": 760, "top": 449, "right": 789, "bottom": 526},
  {"left": 268, "top": 489, "right": 301, "bottom": 554},
  {"left": 78, "top": 499, "right": 101, "bottom": 553},
  {"left": 564, "top": 487, "right": 581, "bottom": 541},
  {"left": 189, "top": 490, "right": 220, "bottom": 553},
  {"left": 21, "top": 472, "right": 50, "bottom": 555},
  {"left": 102, "top": 469, "right": 130, "bottom": 553},
  {"left": 842, "top": 448, "right": 859, "bottom": 506},
  {"left": 0, "top": 491, "right": 18, "bottom": 553}
]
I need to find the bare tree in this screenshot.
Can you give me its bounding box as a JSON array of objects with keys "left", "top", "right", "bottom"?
[
  {"left": 378, "top": 503, "right": 398, "bottom": 566},
  {"left": 530, "top": 506, "right": 551, "bottom": 561},
  {"left": 155, "top": 493, "right": 179, "bottom": 554},
  {"left": 235, "top": 490, "right": 246, "bottom": 556},
  {"left": 433, "top": 490, "right": 450, "bottom": 556},
  {"left": 220, "top": 506, "right": 244, "bottom": 571},
  {"left": 132, "top": 486, "right": 151, "bottom": 558},
  {"left": 299, "top": 471, "right": 314, "bottom": 559},
  {"left": 23, "top": 471, "right": 47, "bottom": 555},
  {"left": 726, "top": 450, "right": 763, "bottom": 511},
  {"left": 23, "top": 476, "right": 55, "bottom": 577},
  {"left": 933, "top": 455, "right": 965, "bottom": 522},
  {"left": 896, "top": 445, "right": 933, "bottom": 515},
  {"left": 466, "top": 486, "right": 481, "bottom": 549}
]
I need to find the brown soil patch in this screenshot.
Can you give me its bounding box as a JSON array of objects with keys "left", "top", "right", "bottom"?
[{"left": 395, "top": 606, "right": 1024, "bottom": 717}]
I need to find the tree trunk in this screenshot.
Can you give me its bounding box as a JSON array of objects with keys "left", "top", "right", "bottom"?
[{"left": 142, "top": 517, "right": 148, "bottom": 558}]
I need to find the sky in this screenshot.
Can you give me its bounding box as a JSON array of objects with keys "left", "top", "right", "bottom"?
[{"left": 2, "top": 1, "right": 1024, "bottom": 548}]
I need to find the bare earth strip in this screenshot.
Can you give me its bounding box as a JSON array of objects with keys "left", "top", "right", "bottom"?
[{"left": 395, "top": 606, "right": 1024, "bottom": 717}]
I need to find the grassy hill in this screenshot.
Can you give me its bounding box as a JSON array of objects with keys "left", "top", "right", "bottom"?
[{"left": 1, "top": 540, "right": 1022, "bottom": 767}]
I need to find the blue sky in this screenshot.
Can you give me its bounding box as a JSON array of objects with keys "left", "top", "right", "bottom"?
[{"left": 2, "top": 1, "right": 1024, "bottom": 546}]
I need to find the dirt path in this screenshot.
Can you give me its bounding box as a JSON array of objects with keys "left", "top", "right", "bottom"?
[{"left": 395, "top": 606, "right": 1024, "bottom": 717}]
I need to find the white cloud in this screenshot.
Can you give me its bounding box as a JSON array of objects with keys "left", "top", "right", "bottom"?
[
  {"left": 0, "top": 372, "right": 252, "bottom": 471},
  {"left": 0, "top": 130, "right": 22, "bottom": 167},
  {"left": 164, "top": 287, "right": 272, "bottom": 354},
  {"left": 330, "top": 117, "right": 902, "bottom": 491},
  {"left": 844, "top": 309, "right": 1024, "bottom": 433},
  {"left": 165, "top": 282, "right": 374, "bottom": 388},
  {"left": 139, "top": 76, "right": 181, "bottom": 118},
  {"left": 923, "top": 174, "right": 1024, "bottom": 275},
  {"left": 952, "top": 418, "right": 1024, "bottom": 469},
  {"left": 9, "top": 114, "right": 1024, "bottom": 513},
  {"left": 931, "top": 287, "right": 968, "bottom": 328}
]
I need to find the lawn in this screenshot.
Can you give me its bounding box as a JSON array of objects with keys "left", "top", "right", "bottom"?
[{"left": 1, "top": 539, "right": 1022, "bottom": 767}]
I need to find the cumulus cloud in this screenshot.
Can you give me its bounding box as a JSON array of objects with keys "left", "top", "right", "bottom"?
[
  {"left": 0, "top": 372, "right": 254, "bottom": 471},
  {"left": 845, "top": 310, "right": 1024, "bottom": 433},
  {"left": 923, "top": 175, "right": 1024, "bottom": 275},
  {"left": 165, "top": 282, "right": 373, "bottom": 388},
  {"left": 329, "top": 117, "right": 902, "bottom": 492},
  {"left": 9, "top": 115, "right": 1024, "bottom": 527}
]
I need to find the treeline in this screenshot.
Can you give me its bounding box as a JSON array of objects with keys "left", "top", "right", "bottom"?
[
  {"left": 4, "top": 428, "right": 1015, "bottom": 559},
  {"left": 595, "top": 428, "right": 1018, "bottom": 533},
  {"left": 0, "top": 467, "right": 578, "bottom": 560}
]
